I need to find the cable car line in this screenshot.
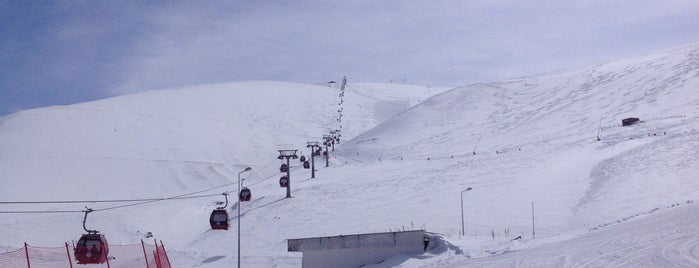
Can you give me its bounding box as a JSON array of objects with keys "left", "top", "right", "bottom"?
[
  {"left": 247, "top": 172, "right": 278, "bottom": 187},
  {"left": 0, "top": 159, "right": 278, "bottom": 207},
  {"left": 0, "top": 158, "right": 283, "bottom": 214},
  {"left": 92, "top": 199, "right": 163, "bottom": 212},
  {"left": 0, "top": 209, "right": 85, "bottom": 214},
  {"left": 92, "top": 192, "right": 222, "bottom": 212},
  {"left": 0, "top": 193, "right": 222, "bottom": 214},
  {"left": 0, "top": 193, "right": 225, "bottom": 206}
]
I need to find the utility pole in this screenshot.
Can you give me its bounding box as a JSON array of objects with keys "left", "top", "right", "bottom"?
[
  {"left": 323, "top": 135, "right": 332, "bottom": 167},
  {"left": 597, "top": 117, "right": 603, "bottom": 141},
  {"left": 306, "top": 142, "right": 320, "bottom": 178},
  {"left": 472, "top": 134, "right": 481, "bottom": 155},
  {"left": 278, "top": 150, "right": 298, "bottom": 198},
  {"left": 531, "top": 201, "right": 536, "bottom": 239}
]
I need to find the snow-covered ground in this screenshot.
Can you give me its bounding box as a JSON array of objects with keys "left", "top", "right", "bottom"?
[{"left": 1, "top": 42, "right": 698, "bottom": 267}]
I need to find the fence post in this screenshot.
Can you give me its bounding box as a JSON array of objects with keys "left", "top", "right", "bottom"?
[
  {"left": 153, "top": 249, "right": 160, "bottom": 268},
  {"left": 103, "top": 241, "right": 111, "bottom": 268},
  {"left": 141, "top": 239, "right": 151, "bottom": 268},
  {"left": 153, "top": 239, "right": 161, "bottom": 268},
  {"left": 65, "top": 242, "right": 74, "bottom": 268},
  {"left": 160, "top": 240, "right": 171, "bottom": 267},
  {"left": 24, "top": 242, "right": 30, "bottom": 268}
]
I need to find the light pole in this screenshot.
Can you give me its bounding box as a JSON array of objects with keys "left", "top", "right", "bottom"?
[
  {"left": 460, "top": 187, "right": 472, "bottom": 237},
  {"left": 237, "top": 167, "right": 251, "bottom": 268}
]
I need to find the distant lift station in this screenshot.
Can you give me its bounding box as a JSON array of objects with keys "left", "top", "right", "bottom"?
[{"left": 622, "top": 117, "right": 640, "bottom": 126}]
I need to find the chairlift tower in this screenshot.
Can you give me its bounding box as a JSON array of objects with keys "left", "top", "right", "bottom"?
[
  {"left": 278, "top": 150, "right": 298, "bottom": 198},
  {"left": 329, "top": 130, "right": 337, "bottom": 151},
  {"left": 323, "top": 135, "right": 333, "bottom": 167},
  {"left": 336, "top": 129, "right": 341, "bottom": 143},
  {"left": 337, "top": 76, "right": 347, "bottom": 133},
  {"left": 306, "top": 142, "right": 320, "bottom": 178}
]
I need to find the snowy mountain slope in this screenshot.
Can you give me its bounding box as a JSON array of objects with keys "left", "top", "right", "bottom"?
[
  {"left": 0, "top": 81, "right": 448, "bottom": 252},
  {"left": 1, "top": 42, "right": 698, "bottom": 268},
  {"left": 0, "top": 81, "right": 447, "bottom": 199},
  {"left": 337, "top": 42, "right": 699, "bottom": 235},
  {"left": 379, "top": 201, "right": 699, "bottom": 267},
  {"left": 343, "top": 43, "right": 699, "bottom": 161},
  {"left": 336, "top": 82, "right": 451, "bottom": 139}
]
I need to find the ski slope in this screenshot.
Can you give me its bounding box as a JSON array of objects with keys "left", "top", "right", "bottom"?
[{"left": 1, "top": 42, "right": 699, "bottom": 267}]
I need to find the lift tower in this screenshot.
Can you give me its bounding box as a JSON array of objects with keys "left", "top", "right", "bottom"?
[
  {"left": 306, "top": 142, "right": 320, "bottom": 178},
  {"left": 278, "top": 150, "right": 298, "bottom": 198}
]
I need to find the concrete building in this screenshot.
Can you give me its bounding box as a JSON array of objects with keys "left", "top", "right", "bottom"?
[{"left": 287, "top": 230, "right": 429, "bottom": 268}]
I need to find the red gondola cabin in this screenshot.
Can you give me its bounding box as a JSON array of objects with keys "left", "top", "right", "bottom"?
[
  {"left": 280, "top": 164, "right": 288, "bottom": 173},
  {"left": 239, "top": 188, "right": 252, "bottom": 202},
  {"left": 303, "top": 161, "right": 310, "bottom": 169},
  {"left": 300, "top": 156, "right": 306, "bottom": 162},
  {"left": 74, "top": 233, "right": 109, "bottom": 264},
  {"left": 279, "top": 176, "right": 289, "bottom": 187},
  {"left": 209, "top": 209, "right": 229, "bottom": 230}
]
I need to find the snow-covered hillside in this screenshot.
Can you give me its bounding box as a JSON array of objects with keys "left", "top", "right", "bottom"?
[
  {"left": 0, "top": 81, "right": 452, "bottom": 266},
  {"left": 339, "top": 42, "right": 699, "bottom": 234},
  {"left": 2, "top": 42, "right": 699, "bottom": 268}
]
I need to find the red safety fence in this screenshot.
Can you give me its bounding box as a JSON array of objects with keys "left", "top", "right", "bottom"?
[
  {"left": 0, "top": 247, "right": 27, "bottom": 267},
  {"left": 153, "top": 243, "right": 171, "bottom": 268},
  {"left": 0, "top": 240, "right": 171, "bottom": 268}
]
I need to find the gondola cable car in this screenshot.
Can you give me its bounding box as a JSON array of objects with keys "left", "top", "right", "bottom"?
[
  {"left": 74, "top": 208, "right": 109, "bottom": 264},
  {"left": 300, "top": 155, "right": 306, "bottom": 162},
  {"left": 280, "top": 163, "right": 288, "bottom": 173},
  {"left": 303, "top": 161, "right": 310, "bottom": 169},
  {"left": 210, "top": 193, "right": 230, "bottom": 230},
  {"left": 239, "top": 187, "right": 252, "bottom": 202},
  {"left": 279, "top": 176, "right": 289, "bottom": 187}
]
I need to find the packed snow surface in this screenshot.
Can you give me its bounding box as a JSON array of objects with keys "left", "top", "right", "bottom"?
[{"left": 1, "top": 42, "right": 699, "bottom": 267}]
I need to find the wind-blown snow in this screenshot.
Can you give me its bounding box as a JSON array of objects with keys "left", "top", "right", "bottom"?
[{"left": 1, "top": 42, "right": 699, "bottom": 267}]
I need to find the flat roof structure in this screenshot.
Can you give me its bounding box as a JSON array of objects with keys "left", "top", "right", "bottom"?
[{"left": 288, "top": 230, "right": 428, "bottom": 268}]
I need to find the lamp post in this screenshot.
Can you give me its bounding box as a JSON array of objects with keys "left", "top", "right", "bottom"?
[
  {"left": 460, "top": 187, "right": 472, "bottom": 237},
  {"left": 237, "top": 167, "right": 251, "bottom": 268}
]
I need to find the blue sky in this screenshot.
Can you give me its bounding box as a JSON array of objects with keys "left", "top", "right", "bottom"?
[{"left": 1, "top": 1, "right": 699, "bottom": 115}]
